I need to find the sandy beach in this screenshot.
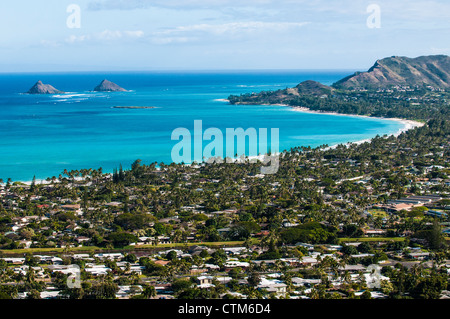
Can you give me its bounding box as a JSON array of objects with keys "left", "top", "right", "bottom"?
[
  {"left": 289, "top": 105, "right": 424, "bottom": 131},
  {"left": 227, "top": 100, "right": 426, "bottom": 149},
  {"left": 285, "top": 105, "right": 425, "bottom": 149}
]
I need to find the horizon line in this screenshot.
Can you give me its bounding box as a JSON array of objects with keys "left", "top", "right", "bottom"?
[{"left": 0, "top": 68, "right": 360, "bottom": 75}]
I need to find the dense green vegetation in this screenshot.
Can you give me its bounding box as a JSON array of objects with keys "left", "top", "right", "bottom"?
[
  {"left": 0, "top": 80, "right": 449, "bottom": 299},
  {"left": 0, "top": 119, "right": 448, "bottom": 251},
  {"left": 229, "top": 86, "right": 450, "bottom": 121}
]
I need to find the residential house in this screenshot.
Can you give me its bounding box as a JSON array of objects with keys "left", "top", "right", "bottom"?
[
  {"left": 116, "top": 285, "right": 143, "bottom": 299},
  {"left": 224, "top": 260, "right": 250, "bottom": 271},
  {"left": 257, "top": 277, "right": 287, "bottom": 294},
  {"left": 94, "top": 253, "right": 123, "bottom": 260},
  {"left": 85, "top": 264, "right": 111, "bottom": 276},
  {"left": 408, "top": 252, "right": 430, "bottom": 260},
  {"left": 197, "top": 276, "right": 215, "bottom": 288}
]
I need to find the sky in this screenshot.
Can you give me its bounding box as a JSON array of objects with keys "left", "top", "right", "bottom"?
[{"left": 0, "top": 0, "right": 449, "bottom": 72}]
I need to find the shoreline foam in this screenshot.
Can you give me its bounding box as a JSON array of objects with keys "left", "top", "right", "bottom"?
[
  {"left": 288, "top": 105, "right": 424, "bottom": 135},
  {"left": 5, "top": 102, "right": 426, "bottom": 184},
  {"left": 261, "top": 103, "right": 425, "bottom": 149},
  {"left": 228, "top": 100, "right": 425, "bottom": 150}
]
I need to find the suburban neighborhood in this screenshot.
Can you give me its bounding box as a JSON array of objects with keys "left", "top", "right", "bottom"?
[{"left": 0, "top": 117, "right": 449, "bottom": 300}]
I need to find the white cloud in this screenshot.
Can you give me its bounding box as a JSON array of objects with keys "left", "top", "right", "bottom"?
[
  {"left": 147, "top": 21, "right": 309, "bottom": 45},
  {"left": 156, "top": 21, "right": 309, "bottom": 36},
  {"left": 87, "top": 0, "right": 280, "bottom": 11},
  {"left": 44, "top": 20, "right": 307, "bottom": 48},
  {"left": 39, "top": 40, "right": 62, "bottom": 48},
  {"left": 430, "top": 47, "right": 450, "bottom": 55},
  {"left": 149, "top": 37, "right": 195, "bottom": 45},
  {"left": 65, "top": 29, "right": 144, "bottom": 44},
  {"left": 86, "top": 0, "right": 450, "bottom": 23}
]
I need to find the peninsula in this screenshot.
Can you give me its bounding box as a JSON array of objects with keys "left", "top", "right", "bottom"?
[
  {"left": 1, "top": 55, "right": 449, "bottom": 301},
  {"left": 228, "top": 55, "right": 450, "bottom": 122},
  {"left": 333, "top": 55, "right": 450, "bottom": 89}
]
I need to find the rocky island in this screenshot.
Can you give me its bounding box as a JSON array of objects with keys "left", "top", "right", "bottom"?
[
  {"left": 112, "top": 106, "right": 156, "bottom": 109},
  {"left": 1, "top": 54, "right": 449, "bottom": 303},
  {"left": 26, "top": 80, "right": 64, "bottom": 94},
  {"left": 93, "top": 79, "right": 127, "bottom": 92}
]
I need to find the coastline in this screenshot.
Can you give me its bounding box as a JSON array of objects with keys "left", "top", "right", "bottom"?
[
  {"left": 288, "top": 105, "right": 425, "bottom": 136},
  {"left": 256, "top": 103, "right": 425, "bottom": 148},
  {"left": 2, "top": 101, "right": 426, "bottom": 184},
  {"left": 228, "top": 101, "right": 425, "bottom": 150}
]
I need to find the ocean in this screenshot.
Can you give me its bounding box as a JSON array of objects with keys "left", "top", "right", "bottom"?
[{"left": 0, "top": 71, "right": 403, "bottom": 181}]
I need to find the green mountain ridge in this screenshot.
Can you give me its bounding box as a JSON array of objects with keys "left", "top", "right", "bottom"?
[
  {"left": 229, "top": 55, "right": 450, "bottom": 107},
  {"left": 295, "top": 80, "right": 334, "bottom": 95},
  {"left": 333, "top": 55, "right": 450, "bottom": 89},
  {"left": 227, "top": 55, "right": 450, "bottom": 120}
]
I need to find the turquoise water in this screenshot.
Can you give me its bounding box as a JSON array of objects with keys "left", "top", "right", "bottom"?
[{"left": 0, "top": 71, "right": 402, "bottom": 181}]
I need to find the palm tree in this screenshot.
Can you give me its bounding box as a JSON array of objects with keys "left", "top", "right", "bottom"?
[
  {"left": 274, "top": 259, "right": 284, "bottom": 272},
  {"left": 308, "top": 288, "right": 320, "bottom": 299},
  {"left": 130, "top": 272, "right": 140, "bottom": 285},
  {"left": 343, "top": 270, "right": 352, "bottom": 285},
  {"left": 244, "top": 237, "right": 253, "bottom": 249},
  {"left": 171, "top": 229, "right": 184, "bottom": 243},
  {"left": 259, "top": 261, "right": 267, "bottom": 273},
  {"left": 260, "top": 231, "right": 279, "bottom": 250},
  {"left": 142, "top": 285, "right": 157, "bottom": 299}
]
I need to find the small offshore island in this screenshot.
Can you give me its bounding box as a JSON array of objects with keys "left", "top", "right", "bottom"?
[
  {"left": 26, "top": 81, "right": 64, "bottom": 95},
  {"left": 112, "top": 106, "right": 156, "bottom": 109},
  {"left": 25, "top": 79, "right": 127, "bottom": 95},
  {"left": 0, "top": 55, "right": 449, "bottom": 301},
  {"left": 94, "top": 79, "right": 127, "bottom": 92}
]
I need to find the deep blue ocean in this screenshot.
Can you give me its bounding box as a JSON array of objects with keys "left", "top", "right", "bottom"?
[{"left": 0, "top": 71, "right": 403, "bottom": 181}]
